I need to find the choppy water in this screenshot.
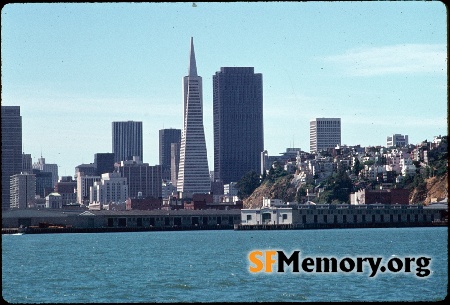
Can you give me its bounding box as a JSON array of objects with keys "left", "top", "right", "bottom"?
[{"left": 2, "top": 227, "right": 448, "bottom": 303}]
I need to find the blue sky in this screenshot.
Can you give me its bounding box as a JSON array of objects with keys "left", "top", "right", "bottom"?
[{"left": 1, "top": 2, "right": 447, "bottom": 178}]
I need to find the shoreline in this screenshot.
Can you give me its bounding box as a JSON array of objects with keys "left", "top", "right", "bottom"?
[{"left": 2, "top": 221, "right": 446, "bottom": 235}]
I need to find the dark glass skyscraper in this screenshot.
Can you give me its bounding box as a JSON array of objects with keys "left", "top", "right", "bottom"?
[
  {"left": 213, "top": 67, "right": 263, "bottom": 184},
  {"left": 112, "top": 121, "right": 143, "bottom": 163},
  {"left": 1, "top": 106, "right": 22, "bottom": 209},
  {"left": 159, "top": 128, "right": 181, "bottom": 181},
  {"left": 94, "top": 153, "right": 115, "bottom": 176}
]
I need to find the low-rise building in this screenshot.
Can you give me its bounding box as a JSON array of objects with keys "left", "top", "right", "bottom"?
[
  {"left": 224, "top": 182, "right": 238, "bottom": 196},
  {"left": 46, "top": 193, "right": 62, "bottom": 209},
  {"left": 351, "top": 188, "right": 409, "bottom": 205},
  {"left": 126, "top": 197, "right": 162, "bottom": 210},
  {"left": 55, "top": 176, "right": 77, "bottom": 205},
  {"left": 241, "top": 201, "right": 446, "bottom": 227},
  {"left": 387, "top": 134, "right": 409, "bottom": 147},
  {"left": 2, "top": 208, "right": 242, "bottom": 229}
]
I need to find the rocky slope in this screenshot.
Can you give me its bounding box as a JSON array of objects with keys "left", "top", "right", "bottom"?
[
  {"left": 410, "top": 172, "right": 448, "bottom": 204},
  {"left": 243, "top": 175, "right": 296, "bottom": 209}
]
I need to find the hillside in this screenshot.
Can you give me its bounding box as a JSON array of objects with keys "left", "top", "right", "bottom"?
[
  {"left": 243, "top": 174, "right": 296, "bottom": 209},
  {"left": 243, "top": 171, "right": 448, "bottom": 208},
  {"left": 241, "top": 137, "right": 447, "bottom": 208},
  {"left": 410, "top": 172, "right": 448, "bottom": 204}
]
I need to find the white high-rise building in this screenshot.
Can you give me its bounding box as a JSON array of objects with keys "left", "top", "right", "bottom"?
[
  {"left": 90, "top": 172, "right": 128, "bottom": 204},
  {"left": 10, "top": 173, "right": 36, "bottom": 209},
  {"left": 310, "top": 118, "right": 341, "bottom": 153},
  {"left": 77, "top": 174, "right": 101, "bottom": 205},
  {"left": 387, "top": 134, "right": 409, "bottom": 147},
  {"left": 177, "top": 37, "right": 211, "bottom": 196}
]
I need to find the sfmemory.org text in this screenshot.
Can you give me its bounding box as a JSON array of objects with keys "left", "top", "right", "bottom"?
[{"left": 248, "top": 250, "right": 431, "bottom": 277}]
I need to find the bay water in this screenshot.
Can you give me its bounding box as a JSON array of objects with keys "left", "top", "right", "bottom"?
[{"left": 2, "top": 227, "right": 448, "bottom": 303}]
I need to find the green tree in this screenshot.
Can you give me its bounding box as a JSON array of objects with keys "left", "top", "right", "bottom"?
[
  {"left": 295, "top": 186, "right": 307, "bottom": 203},
  {"left": 332, "top": 168, "right": 353, "bottom": 202},
  {"left": 266, "top": 162, "right": 288, "bottom": 183},
  {"left": 236, "top": 171, "right": 261, "bottom": 199},
  {"left": 353, "top": 158, "right": 363, "bottom": 176},
  {"left": 363, "top": 160, "right": 375, "bottom": 167},
  {"left": 377, "top": 156, "right": 387, "bottom": 166},
  {"left": 318, "top": 190, "right": 333, "bottom": 204},
  {"left": 320, "top": 168, "right": 353, "bottom": 203},
  {"left": 261, "top": 170, "right": 267, "bottom": 182}
]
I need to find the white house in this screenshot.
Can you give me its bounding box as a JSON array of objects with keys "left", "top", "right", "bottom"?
[{"left": 241, "top": 206, "right": 294, "bottom": 225}]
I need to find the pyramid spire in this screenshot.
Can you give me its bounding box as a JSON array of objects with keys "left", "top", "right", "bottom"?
[{"left": 188, "top": 37, "right": 197, "bottom": 77}]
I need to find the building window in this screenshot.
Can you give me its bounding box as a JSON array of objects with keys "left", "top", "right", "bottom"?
[{"left": 247, "top": 215, "right": 252, "bottom": 221}]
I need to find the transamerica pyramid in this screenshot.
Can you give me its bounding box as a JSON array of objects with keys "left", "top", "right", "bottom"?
[{"left": 177, "top": 37, "right": 211, "bottom": 195}]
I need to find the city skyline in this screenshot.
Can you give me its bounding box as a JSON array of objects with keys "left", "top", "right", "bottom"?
[{"left": 1, "top": 2, "right": 447, "bottom": 178}]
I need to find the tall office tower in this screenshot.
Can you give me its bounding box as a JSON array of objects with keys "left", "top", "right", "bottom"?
[
  {"left": 213, "top": 67, "right": 264, "bottom": 184},
  {"left": 22, "top": 153, "right": 32, "bottom": 174},
  {"left": 159, "top": 128, "right": 181, "bottom": 181},
  {"left": 310, "top": 118, "right": 341, "bottom": 154},
  {"left": 115, "top": 158, "right": 162, "bottom": 199},
  {"left": 10, "top": 173, "right": 36, "bottom": 209},
  {"left": 94, "top": 153, "right": 115, "bottom": 176},
  {"left": 170, "top": 142, "right": 180, "bottom": 186},
  {"left": 32, "top": 169, "right": 54, "bottom": 198},
  {"left": 32, "top": 157, "right": 58, "bottom": 189},
  {"left": 177, "top": 37, "right": 211, "bottom": 195},
  {"left": 112, "top": 121, "right": 143, "bottom": 163},
  {"left": 387, "top": 134, "right": 409, "bottom": 147},
  {"left": 1, "top": 106, "right": 22, "bottom": 209}
]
